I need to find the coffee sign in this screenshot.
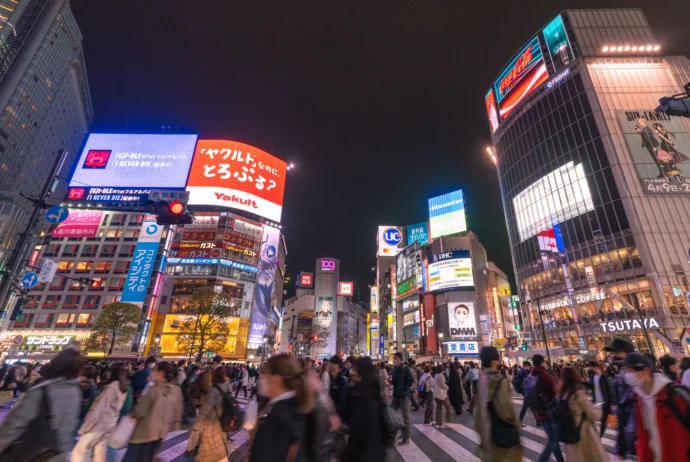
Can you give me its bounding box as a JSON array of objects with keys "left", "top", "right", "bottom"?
[{"left": 599, "top": 317, "right": 660, "bottom": 333}]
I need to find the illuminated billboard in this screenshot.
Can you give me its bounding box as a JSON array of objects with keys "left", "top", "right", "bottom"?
[
  {"left": 407, "top": 222, "right": 429, "bottom": 245},
  {"left": 485, "top": 89, "right": 500, "bottom": 135},
  {"left": 66, "top": 134, "right": 197, "bottom": 204},
  {"left": 512, "top": 161, "right": 595, "bottom": 241},
  {"left": 186, "top": 140, "right": 287, "bottom": 222},
  {"left": 297, "top": 272, "right": 314, "bottom": 288},
  {"left": 249, "top": 225, "right": 279, "bottom": 344},
  {"left": 378, "top": 226, "right": 403, "bottom": 256},
  {"left": 370, "top": 286, "right": 378, "bottom": 314},
  {"left": 493, "top": 36, "right": 549, "bottom": 120},
  {"left": 428, "top": 190, "right": 467, "bottom": 239},
  {"left": 616, "top": 110, "right": 690, "bottom": 195},
  {"left": 52, "top": 210, "right": 103, "bottom": 238},
  {"left": 448, "top": 302, "right": 478, "bottom": 338},
  {"left": 542, "top": 14, "right": 573, "bottom": 73},
  {"left": 428, "top": 250, "right": 474, "bottom": 291},
  {"left": 338, "top": 282, "right": 354, "bottom": 296}
]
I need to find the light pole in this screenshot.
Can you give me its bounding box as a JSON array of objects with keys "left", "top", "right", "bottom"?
[{"left": 261, "top": 334, "right": 268, "bottom": 364}]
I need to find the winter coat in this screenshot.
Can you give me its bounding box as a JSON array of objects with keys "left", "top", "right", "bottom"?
[
  {"left": 433, "top": 372, "right": 449, "bottom": 401},
  {"left": 78, "top": 381, "right": 127, "bottom": 435},
  {"left": 472, "top": 369, "right": 521, "bottom": 462},
  {"left": 391, "top": 365, "right": 413, "bottom": 398},
  {"left": 129, "top": 380, "right": 183, "bottom": 443},
  {"left": 633, "top": 374, "right": 690, "bottom": 462},
  {"left": 130, "top": 367, "right": 151, "bottom": 396},
  {"left": 0, "top": 378, "right": 81, "bottom": 462},
  {"left": 562, "top": 389, "right": 609, "bottom": 462},
  {"left": 448, "top": 369, "right": 463, "bottom": 407},
  {"left": 196, "top": 382, "right": 231, "bottom": 462},
  {"left": 343, "top": 384, "right": 386, "bottom": 462}
]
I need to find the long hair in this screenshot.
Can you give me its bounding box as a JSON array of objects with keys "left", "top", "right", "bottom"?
[
  {"left": 108, "top": 363, "right": 128, "bottom": 393},
  {"left": 213, "top": 366, "right": 228, "bottom": 385},
  {"left": 44, "top": 349, "right": 84, "bottom": 380},
  {"left": 155, "top": 361, "right": 175, "bottom": 383},
  {"left": 263, "top": 354, "right": 314, "bottom": 413},
  {"left": 558, "top": 367, "right": 582, "bottom": 398},
  {"left": 353, "top": 356, "right": 380, "bottom": 399}
]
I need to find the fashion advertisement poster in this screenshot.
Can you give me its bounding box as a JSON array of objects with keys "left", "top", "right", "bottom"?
[
  {"left": 617, "top": 110, "right": 690, "bottom": 195},
  {"left": 315, "top": 296, "right": 335, "bottom": 327},
  {"left": 448, "top": 301, "right": 478, "bottom": 338}
]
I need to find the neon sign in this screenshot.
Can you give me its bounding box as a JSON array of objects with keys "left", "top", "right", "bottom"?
[{"left": 321, "top": 260, "right": 336, "bottom": 271}]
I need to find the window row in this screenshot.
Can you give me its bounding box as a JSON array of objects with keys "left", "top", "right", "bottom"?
[
  {"left": 12, "top": 312, "right": 93, "bottom": 329},
  {"left": 24, "top": 294, "right": 103, "bottom": 309},
  {"left": 44, "top": 244, "right": 137, "bottom": 257}
]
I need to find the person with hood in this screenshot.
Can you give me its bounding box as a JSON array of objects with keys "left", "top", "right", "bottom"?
[
  {"left": 624, "top": 352, "right": 690, "bottom": 462},
  {"left": 420, "top": 365, "right": 435, "bottom": 425},
  {"left": 123, "top": 361, "right": 183, "bottom": 462},
  {"left": 447, "top": 362, "right": 464, "bottom": 416},
  {"left": 605, "top": 338, "right": 636, "bottom": 459},
  {"left": 0, "top": 349, "right": 83, "bottom": 462},
  {"left": 72, "top": 363, "right": 128, "bottom": 462},
  {"left": 473, "top": 346, "right": 521, "bottom": 462},
  {"left": 558, "top": 367, "right": 609, "bottom": 462}
]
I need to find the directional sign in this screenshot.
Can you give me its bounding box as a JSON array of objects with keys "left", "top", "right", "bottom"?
[
  {"left": 38, "top": 259, "right": 58, "bottom": 283},
  {"left": 21, "top": 272, "right": 38, "bottom": 289},
  {"left": 45, "top": 205, "right": 69, "bottom": 225}
]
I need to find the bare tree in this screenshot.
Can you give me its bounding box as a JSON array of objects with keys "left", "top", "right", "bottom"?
[
  {"left": 292, "top": 323, "right": 331, "bottom": 357},
  {"left": 338, "top": 327, "right": 365, "bottom": 356},
  {"left": 176, "top": 288, "right": 232, "bottom": 360},
  {"left": 85, "top": 302, "right": 140, "bottom": 355}
]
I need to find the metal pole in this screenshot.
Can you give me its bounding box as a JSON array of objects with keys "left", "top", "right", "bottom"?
[
  {"left": 631, "top": 294, "right": 655, "bottom": 355},
  {"left": 536, "top": 299, "right": 552, "bottom": 365},
  {"left": 0, "top": 150, "right": 67, "bottom": 315}
]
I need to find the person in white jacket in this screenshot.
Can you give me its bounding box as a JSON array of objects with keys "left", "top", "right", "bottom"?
[
  {"left": 433, "top": 365, "right": 452, "bottom": 428},
  {"left": 72, "top": 363, "right": 128, "bottom": 462},
  {"left": 420, "top": 366, "right": 435, "bottom": 424}
]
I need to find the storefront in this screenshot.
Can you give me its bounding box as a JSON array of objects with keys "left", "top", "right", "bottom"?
[{"left": 0, "top": 330, "right": 91, "bottom": 361}]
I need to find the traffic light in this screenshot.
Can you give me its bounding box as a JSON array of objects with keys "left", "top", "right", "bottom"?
[
  {"left": 145, "top": 199, "right": 193, "bottom": 225},
  {"left": 312, "top": 335, "right": 319, "bottom": 342},
  {"left": 521, "top": 342, "right": 528, "bottom": 352},
  {"left": 9, "top": 297, "right": 26, "bottom": 321}
]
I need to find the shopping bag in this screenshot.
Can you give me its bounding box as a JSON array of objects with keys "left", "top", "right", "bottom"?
[
  {"left": 607, "top": 413, "right": 617, "bottom": 429},
  {"left": 107, "top": 416, "right": 137, "bottom": 449},
  {"left": 242, "top": 397, "right": 258, "bottom": 430}
]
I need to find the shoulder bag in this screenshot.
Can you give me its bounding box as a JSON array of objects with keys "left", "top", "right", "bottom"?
[{"left": 488, "top": 377, "right": 520, "bottom": 449}]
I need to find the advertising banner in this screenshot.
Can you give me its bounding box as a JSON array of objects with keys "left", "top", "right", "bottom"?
[
  {"left": 249, "top": 225, "right": 279, "bottom": 344},
  {"left": 297, "top": 272, "right": 314, "bottom": 288},
  {"left": 493, "top": 36, "right": 549, "bottom": 120},
  {"left": 316, "top": 296, "right": 335, "bottom": 326},
  {"left": 542, "top": 14, "right": 573, "bottom": 73},
  {"left": 378, "top": 226, "right": 403, "bottom": 256},
  {"left": 38, "top": 259, "right": 58, "bottom": 283},
  {"left": 338, "top": 282, "right": 354, "bottom": 296},
  {"left": 121, "top": 217, "right": 163, "bottom": 306},
  {"left": 485, "top": 89, "right": 500, "bottom": 135},
  {"left": 445, "top": 341, "right": 479, "bottom": 354},
  {"left": 370, "top": 286, "right": 378, "bottom": 314},
  {"left": 448, "top": 302, "right": 478, "bottom": 338},
  {"left": 428, "top": 250, "right": 474, "bottom": 291},
  {"left": 395, "top": 242, "right": 419, "bottom": 284},
  {"left": 186, "top": 140, "right": 287, "bottom": 222},
  {"left": 52, "top": 210, "right": 104, "bottom": 238},
  {"left": 617, "top": 110, "right": 690, "bottom": 195},
  {"left": 402, "top": 298, "right": 419, "bottom": 312},
  {"left": 67, "top": 134, "right": 197, "bottom": 204},
  {"left": 428, "top": 190, "right": 467, "bottom": 239},
  {"left": 537, "top": 228, "right": 558, "bottom": 253},
  {"left": 407, "top": 222, "right": 429, "bottom": 245}
]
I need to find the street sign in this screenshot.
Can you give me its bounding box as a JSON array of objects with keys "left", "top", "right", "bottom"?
[
  {"left": 12, "top": 335, "right": 23, "bottom": 345},
  {"left": 20, "top": 272, "right": 38, "bottom": 289},
  {"left": 45, "top": 205, "right": 69, "bottom": 224},
  {"left": 38, "top": 259, "right": 58, "bottom": 283}
]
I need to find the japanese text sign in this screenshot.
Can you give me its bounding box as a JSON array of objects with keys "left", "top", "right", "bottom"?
[
  {"left": 186, "top": 140, "right": 287, "bottom": 222},
  {"left": 121, "top": 218, "right": 163, "bottom": 306},
  {"left": 52, "top": 210, "right": 104, "bottom": 238}
]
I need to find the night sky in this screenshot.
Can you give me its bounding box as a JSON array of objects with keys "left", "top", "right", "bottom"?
[{"left": 70, "top": 1, "right": 690, "bottom": 300}]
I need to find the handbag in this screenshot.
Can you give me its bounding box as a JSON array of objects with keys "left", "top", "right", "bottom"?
[
  {"left": 0, "top": 386, "right": 61, "bottom": 462},
  {"left": 488, "top": 377, "right": 520, "bottom": 449},
  {"left": 382, "top": 405, "right": 404, "bottom": 436},
  {"left": 107, "top": 415, "right": 137, "bottom": 449}
]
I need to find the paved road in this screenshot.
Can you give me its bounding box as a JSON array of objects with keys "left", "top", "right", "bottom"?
[{"left": 1, "top": 392, "right": 631, "bottom": 461}]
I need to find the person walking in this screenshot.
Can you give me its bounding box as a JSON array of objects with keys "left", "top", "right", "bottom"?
[
  {"left": 391, "top": 352, "right": 414, "bottom": 445},
  {"left": 328, "top": 355, "right": 347, "bottom": 419},
  {"left": 624, "top": 352, "right": 690, "bottom": 462},
  {"left": 420, "top": 366, "right": 435, "bottom": 425},
  {"left": 72, "top": 363, "right": 128, "bottom": 462},
  {"left": 527, "top": 354, "right": 564, "bottom": 462},
  {"left": 605, "top": 338, "right": 637, "bottom": 460},
  {"left": 473, "top": 346, "right": 522, "bottom": 462},
  {"left": 130, "top": 356, "right": 156, "bottom": 405},
  {"left": 235, "top": 365, "right": 249, "bottom": 399},
  {"left": 558, "top": 367, "right": 609, "bottom": 462},
  {"left": 586, "top": 361, "right": 615, "bottom": 438},
  {"left": 378, "top": 362, "right": 390, "bottom": 401},
  {"left": 0, "top": 349, "right": 84, "bottom": 462},
  {"left": 465, "top": 361, "right": 480, "bottom": 413},
  {"left": 248, "top": 354, "right": 314, "bottom": 462},
  {"left": 343, "top": 357, "right": 386, "bottom": 462},
  {"left": 123, "top": 361, "right": 183, "bottom": 462},
  {"left": 433, "top": 364, "right": 453, "bottom": 428},
  {"left": 407, "top": 359, "right": 421, "bottom": 411},
  {"left": 448, "top": 362, "right": 464, "bottom": 416},
  {"left": 513, "top": 360, "right": 531, "bottom": 426},
  {"left": 194, "top": 367, "right": 233, "bottom": 462}
]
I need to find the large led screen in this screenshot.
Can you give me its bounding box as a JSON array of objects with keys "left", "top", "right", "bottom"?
[
  {"left": 186, "top": 140, "right": 287, "bottom": 222},
  {"left": 493, "top": 36, "right": 549, "bottom": 120},
  {"left": 67, "top": 134, "right": 198, "bottom": 203},
  {"left": 395, "top": 242, "right": 419, "bottom": 285},
  {"left": 407, "top": 222, "right": 429, "bottom": 245},
  {"left": 616, "top": 110, "right": 690, "bottom": 195},
  {"left": 428, "top": 250, "right": 474, "bottom": 291},
  {"left": 542, "top": 14, "right": 574, "bottom": 73},
  {"left": 249, "top": 225, "right": 279, "bottom": 344},
  {"left": 485, "top": 89, "right": 500, "bottom": 135},
  {"left": 428, "top": 190, "right": 467, "bottom": 239},
  {"left": 512, "top": 161, "right": 595, "bottom": 241}
]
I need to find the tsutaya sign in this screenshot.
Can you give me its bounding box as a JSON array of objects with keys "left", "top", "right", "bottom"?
[{"left": 600, "top": 317, "right": 660, "bottom": 333}]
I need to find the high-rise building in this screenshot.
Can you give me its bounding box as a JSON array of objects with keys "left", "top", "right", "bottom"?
[
  {"left": 487, "top": 9, "right": 690, "bottom": 359},
  {"left": 0, "top": 0, "right": 92, "bottom": 283}
]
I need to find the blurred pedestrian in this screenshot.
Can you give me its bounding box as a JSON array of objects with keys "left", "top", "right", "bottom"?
[
  {"left": 391, "top": 352, "right": 414, "bottom": 444},
  {"left": 448, "top": 362, "right": 464, "bottom": 415},
  {"left": 420, "top": 365, "right": 434, "bottom": 424},
  {"left": 433, "top": 365, "right": 452, "bottom": 428},
  {"left": 193, "top": 367, "right": 232, "bottom": 462}
]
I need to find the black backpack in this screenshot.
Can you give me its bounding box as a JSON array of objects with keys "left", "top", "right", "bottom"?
[
  {"left": 512, "top": 369, "right": 526, "bottom": 395},
  {"left": 549, "top": 391, "right": 585, "bottom": 444},
  {"left": 664, "top": 383, "right": 690, "bottom": 431},
  {"left": 215, "top": 385, "right": 243, "bottom": 432},
  {"left": 523, "top": 372, "right": 549, "bottom": 413}
]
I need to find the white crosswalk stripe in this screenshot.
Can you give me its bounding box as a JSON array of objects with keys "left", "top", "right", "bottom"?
[
  {"left": 394, "top": 436, "right": 434, "bottom": 462},
  {"left": 413, "top": 424, "right": 481, "bottom": 461}
]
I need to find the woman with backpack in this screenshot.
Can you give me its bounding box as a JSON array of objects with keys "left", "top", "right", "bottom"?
[
  {"left": 557, "top": 367, "right": 608, "bottom": 462},
  {"left": 419, "top": 366, "right": 435, "bottom": 425},
  {"left": 192, "top": 367, "right": 233, "bottom": 462},
  {"left": 249, "top": 354, "right": 314, "bottom": 462},
  {"left": 72, "top": 363, "right": 128, "bottom": 462}
]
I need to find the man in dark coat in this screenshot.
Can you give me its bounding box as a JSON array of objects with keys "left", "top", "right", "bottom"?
[{"left": 447, "top": 362, "right": 464, "bottom": 415}]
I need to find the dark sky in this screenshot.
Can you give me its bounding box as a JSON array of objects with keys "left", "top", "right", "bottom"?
[{"left": 70, "top": 0, "right": 690, "bottom": 299}]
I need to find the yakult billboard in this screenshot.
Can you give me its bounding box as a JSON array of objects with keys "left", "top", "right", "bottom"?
[{"left": 186, "top": 140, "right": 287, "bottom": 222}]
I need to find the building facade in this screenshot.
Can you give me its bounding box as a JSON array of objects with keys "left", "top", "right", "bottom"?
[{"left": 487, "top": 9, "right": 690, "bottom": 360}]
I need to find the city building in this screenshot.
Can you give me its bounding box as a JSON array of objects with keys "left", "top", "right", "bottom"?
[
  {"left": 486, "top": 9, "right": 690, "bottom": 360},
  {"left": 0, "top": 0, "right": 92, "bottom": 307},
  {"left": 279, "top": 258, "right": 367, "bottom": 359}
]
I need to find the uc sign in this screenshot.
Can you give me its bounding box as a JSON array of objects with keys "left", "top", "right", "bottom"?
[{"left": 383, "top": 228, "right": 402, "bottom": 246}]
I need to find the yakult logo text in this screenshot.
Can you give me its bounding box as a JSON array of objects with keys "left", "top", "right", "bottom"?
[{"left": 214, "top": 192, "right": 258, "bottom": 209}]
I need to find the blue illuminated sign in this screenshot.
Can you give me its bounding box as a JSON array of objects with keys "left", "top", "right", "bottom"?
[
  {"left": 165, "top": 257, "right": 258, "bottom": 273},
  {"left": 407, "top": 222, "right": 429, "bottom": 245},
  {"left": 121, "top": 217, "right": 163, "bottom": 305},
  {"left": 552, "top": 223, "right": 566, "bottom": 253},
  {"left": 428, "top": 190, "right": 467, "bottom": 238},
  {"left": 446, "top": 341, "right": 479, "bottom": 354},
  {"left": 382, "top": 228, "right": 402, "bottom": 246}
]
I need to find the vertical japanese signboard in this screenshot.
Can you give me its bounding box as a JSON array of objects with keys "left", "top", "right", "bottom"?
[
  {"left": 249, "top": 225, "right": 279, "bottom": 344},
  {"left": 121, "top": 216, "right": 163, "bottom": 306}
]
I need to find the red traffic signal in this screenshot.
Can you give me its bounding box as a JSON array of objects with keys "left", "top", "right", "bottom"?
[
  {"left": 312, "top": 335, "right": 319, "bottom": 341},
  {"left": 170, "top": 200, "right": 184, "bottom": 214}
]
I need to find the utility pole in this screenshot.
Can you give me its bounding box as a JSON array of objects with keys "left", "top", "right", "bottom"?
[
  {"left": 0, "top": 150, "right": 67, "bottom": 318},
  {"left": 535, "top": 299, "right": 552, "bottom": 366}
]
